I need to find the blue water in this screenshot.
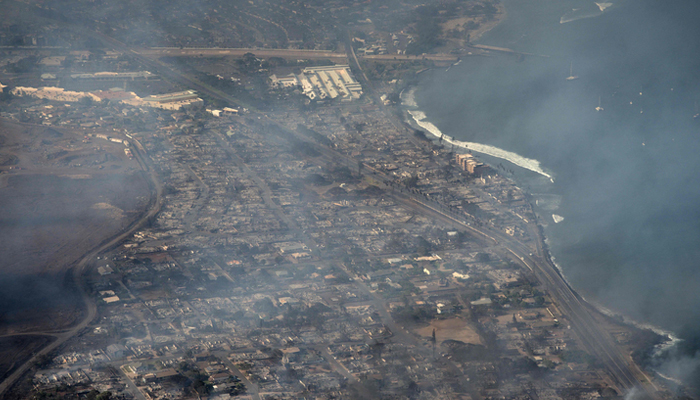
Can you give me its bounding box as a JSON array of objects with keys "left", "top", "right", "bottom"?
[{"left": 413, "top": 0, "right": 700, "bottom": 385}]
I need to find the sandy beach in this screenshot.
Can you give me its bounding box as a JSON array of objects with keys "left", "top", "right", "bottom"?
[{"left": 470, "top": 3, "right": 508, "bottom": 42}]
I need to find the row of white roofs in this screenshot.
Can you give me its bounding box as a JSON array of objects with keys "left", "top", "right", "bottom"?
[
  {"left": 270, "top": 65, "right": 363, "bottom": 101},
  {"left": 11, "top": 85, "right": 202, "bottom": 111}
]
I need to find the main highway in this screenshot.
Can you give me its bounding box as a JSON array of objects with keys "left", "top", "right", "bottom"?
[{"left": 134, "top": 47, "right": 459, "bottom": 63}]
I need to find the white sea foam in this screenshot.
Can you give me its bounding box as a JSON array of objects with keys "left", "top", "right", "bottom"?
[
  {"left": 549, "top": 249, "right": 680, "bottom": 353},
  {"left": 560, "top": 9, "right": 602, "bottom": 24},
  {"left": 407, "top": 109, "right": 554, "bottom": 181},
  {"left": 533, "top": 193, "right": 562, "bottom": 211},
  {"left": 401, "top": 87, "right": 418, "bottom": 108},
  {"left": 655, "top": 371, "right": 683, "bottom": 386},
  {"left": 560, "top": 1, "right": 615, "bottom": 24},
  {"left": 580, "top": 297, "right": 680, "bottom": 352}
]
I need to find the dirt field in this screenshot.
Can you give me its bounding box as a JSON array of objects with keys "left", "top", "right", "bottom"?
[
  {"left": 415, "top": 317, "right": 482, "bottom": 345},
  {"left": 0, "top": 120, "right": 151, "bottom": 333},
  {"left": 0, "top": 173, "right": 149, "bottom": 273},
  {"left": 0, "top": 335, "right": 54, "bottom": 382}
]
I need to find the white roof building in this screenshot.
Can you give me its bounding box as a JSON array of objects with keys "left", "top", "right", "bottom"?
[
  {"left": 303, "top": 65, "right": 362, "bottom": 101},
  {"left": 270, "top": 73, "right": 299, "bottom": 88},
  {"left": 11, "top": 86, "right": 102, "bottom": 103},
  {"left": 270, "top": 65, "right": 362, "bottom": 102}
]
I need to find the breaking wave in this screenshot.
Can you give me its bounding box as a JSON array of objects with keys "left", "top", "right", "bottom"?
[
  {"left": 407, "top": 109, "right": 554, "bottom": 181},
  {"left": 560, "top": 2, "right": 615, "bottom": 24},
  {"left": 534, "top": 193, "right": 562, "bottom": 211},
  {"left": 560, "top": 8, "right": 602, "bottom": 24},
  {"left": 400, "top": 87, "right": 418, "bottom": 108},
  {"left": 547, "top": 241, "right": 679, "bottom": 358}
]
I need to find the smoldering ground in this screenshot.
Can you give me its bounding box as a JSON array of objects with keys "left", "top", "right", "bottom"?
[{"left": 0, "top": 271, "right": 82, "bottom": 331}]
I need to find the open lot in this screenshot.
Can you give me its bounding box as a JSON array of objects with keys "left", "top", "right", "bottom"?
[
  {"left": 0, "top": 335, "right": 54, "bottom": 383},
  {"left": 0, "top": 121, "right": 150, "bottom": 333},
  {"left": 415, "top": 317, "right": 482, "bottom": 345}
]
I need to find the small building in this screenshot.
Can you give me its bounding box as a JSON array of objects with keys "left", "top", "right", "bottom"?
[
  {"left": 103, "top": 296, "right": 120, "bottom": 303},
  {"left": 40, "top": 56, "right": 66, "bottom": 67},
  {"left": 270, "top": 73, "right": 299, "bottom": 88},
  {"left": 141, "top": 90, "right": 203, "bottom": 110},
  {"left": 11, "top": 86, "right": 102, "bottom": 103},
  {"left": 143, "top": 90, "right": 199, "bottom": 103},
  {"left": 91, "top": 90, "right": 138, "bottom": 102},
  {"left": 155, "top": 369, "right": 180, "bottom": 381},
  {"left": 106, "top": 344, "right": 128, "bottom": 359},
  {"left": 471, "top": 298, "right": 493, "bottom": 306},
  {"left": 209, "top": 372, "right": 233, "bottom": 383}
]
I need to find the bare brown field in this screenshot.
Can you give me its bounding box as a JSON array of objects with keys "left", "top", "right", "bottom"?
[
  {"left": 0, "top": 173, "right": 149, "bottom": 274},
  {"left": 415, "top": 317, "right": 482, "bottom": 345},
  {"left": 0, "top": 120, "right": 150, "bottom": 333},
  {"left": 0, "top": 335, "right": 55, "bottom": 383}
]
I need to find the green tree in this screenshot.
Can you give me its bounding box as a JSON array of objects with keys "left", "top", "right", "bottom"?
[{"left": 96, "top": 392, "right": 113, "bottom": 400}]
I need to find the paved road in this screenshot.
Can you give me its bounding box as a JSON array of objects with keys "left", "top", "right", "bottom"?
[
  {"left": 363, "top": 53, "right": 459, "bottom": 62},
  {"left": 137, "top": 47, "right": 348, "bottom": 60},
  {"left": 136, "top": 47, "right": 459, "bottom": 63},
  {"left": 314, "top": 345, "right": 358, "bottom": 384},
  {"left": 214, "top": 351, "right": 262, "bottom": 400},
  {"left": 117, "top": 367, "right": 148, "bottom": 400}
]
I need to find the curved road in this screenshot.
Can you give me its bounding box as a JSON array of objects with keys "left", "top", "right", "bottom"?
[{"left": 0, "top": 135, "right": 163, "bottom": 397}]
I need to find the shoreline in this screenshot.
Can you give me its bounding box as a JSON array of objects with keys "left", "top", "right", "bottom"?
[
  {"left": 405, "top": 106, "right": 554, "bottom": 181},
  {"left": 470, "top": 3, "right": 508, "bottom": 43},
  {"left": 433, "top": 2, "right": 506, "bottom": 55},
  {"left": 394, "top": 82, "right": 679, "bottom": 384},
  {"left": 392, "top": 1, "right": 681, "bottom": 351}
]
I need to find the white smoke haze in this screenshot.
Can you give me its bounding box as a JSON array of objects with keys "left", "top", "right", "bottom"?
[{"left": 623, "top": 387, "right": 641, "bottom": 400}]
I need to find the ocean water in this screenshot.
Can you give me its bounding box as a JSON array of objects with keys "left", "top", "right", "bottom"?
[{"left": 410, "top": 0, "right": 700, "bottom": 386}]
